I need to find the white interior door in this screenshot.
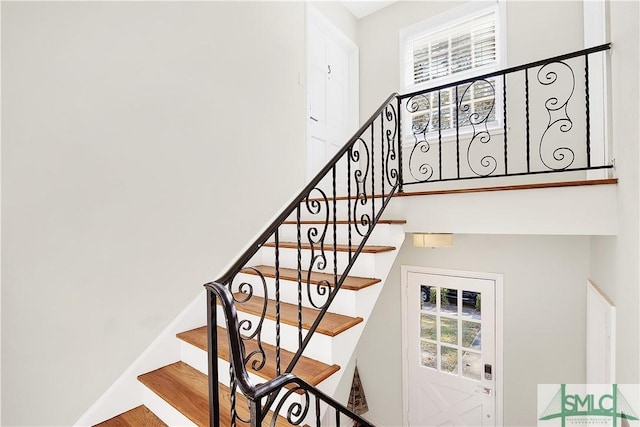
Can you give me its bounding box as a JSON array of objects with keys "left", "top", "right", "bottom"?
[
  {"left": 307, "top": 9, "right": 357, "bottom": 181},
  {"left": 405, "top": 271, "right": 497, "bottom": 427}
]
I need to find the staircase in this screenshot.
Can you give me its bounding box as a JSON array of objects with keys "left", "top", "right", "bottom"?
[
  {"left": 95, "top": 222, "right": 405, "bottom": 426},
  {"left": 84, "top": 45, "right": 614, "bottom": 427},
  {"left": 92, "top": 94, "right": 404, "bottom": 426}
]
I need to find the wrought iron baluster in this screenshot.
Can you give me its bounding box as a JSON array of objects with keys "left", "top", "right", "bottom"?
[
  {"left": 336, "top": 408, "right": 341, "bottom": 427},
  {"left": 315, "top": 395, "right": 321, "bottom": 427},
  {"left": 381, "top": 110, "right": 385, "bottom": 198},
  {"left": 296, "top": 205, "right": 303, "bottom": 349},
  {"left": 503, "top": 74, "right": 508, "bottom": 175},
  {"left": 229, "top": 365, "right": 237, "bottom": 427},
  {"left": 585, "top": 54, "right": 591, "bottom": 168},
  {"left": 438, "top": 90, "right": 442, "bottom": 180},
  {"left": 397, "top": 96, "right": 403, "bottom": 193},
  {"left": 371, "top": 123, "right": 375, "bottom": 223},
  {"left": 455, "top": 85, "right": 460, "bottom": 179},
  {"left": 274, "top": 228, "right": 281, "bottom": 376},
  {"left": 525, "top": 68, "right": 531, "bottom": 173},
  {"left": 332, "top": 165, "right": 338, "bottom": 297},
  {"left": 347, "top": 148, "right": 352, "bottom": 261}
]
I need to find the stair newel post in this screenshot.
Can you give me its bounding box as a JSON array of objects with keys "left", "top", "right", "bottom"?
[
  {"left": 207, "top": 290, "right": 221, "bottom": 427},
  {"left": 249, "top": 396, "right": 261, "bottom": 427}
]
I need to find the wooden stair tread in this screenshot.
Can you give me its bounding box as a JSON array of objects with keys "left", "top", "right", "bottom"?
[
  {"left": 283, "top": 219, "right": 406, "bottom": 225},
  {"left": 228, "top": 294, "right": 363, "bottom": 336},
  {"left": 240, "top": 265, "right": 381, "bottom": 291},
  {"left": 138, "top": 361, "right": 291, "bottom": 427},
  {"left": 178, "top": 326, "right": 340, "bottom": 386},
  {"left": 94, "top": 405, "right": 166, "bottom": 427},
  {"left": 263, "top": 241, "right": 395, "bottom": 253},
  {"left": 138, "top": 362, "right": 209, "bottom": 426}
]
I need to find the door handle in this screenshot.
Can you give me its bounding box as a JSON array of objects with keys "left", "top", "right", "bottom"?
[
  {"left": 476, "top": 386, "right": 492, "bottom": 396},
  {"left": 310, "top": 116, "right": 318, "bottom": 122}
]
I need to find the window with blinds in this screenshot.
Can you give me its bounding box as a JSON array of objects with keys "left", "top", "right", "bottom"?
[
  {"left": 401, "top": 6, "right": 501, "bottom": 135},
  {"left": 404, "top": 9, "right": 497, "bottom": 88}
]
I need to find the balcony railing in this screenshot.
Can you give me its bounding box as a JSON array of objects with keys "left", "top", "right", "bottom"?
[{"left": 397, "top": 43, "right": 612, "bottom": 190}]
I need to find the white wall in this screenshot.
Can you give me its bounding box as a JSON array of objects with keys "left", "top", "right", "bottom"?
[
  {"left": 588, "top": 0, "right": 640, "bottom": 384},
  {"left": 1, "top": 2, "right": 306, "bottom": 425},
  {"left": 356, "top": 234, "right": 591, "bottom": 426},
  {"left": 311, "top": 1, "right": 359, "bottom": 47}
]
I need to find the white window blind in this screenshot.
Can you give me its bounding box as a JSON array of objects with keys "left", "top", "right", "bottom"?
[
  {"left": 401, "top": 6, "right": 501, "bottom": 134},
  {"left": 404, "top": 9, "right": 497, "bottom": 88}
]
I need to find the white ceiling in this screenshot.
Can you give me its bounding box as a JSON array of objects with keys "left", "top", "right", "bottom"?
[{"left": 341, "top": 1, "right": 398, "bottom": 19}]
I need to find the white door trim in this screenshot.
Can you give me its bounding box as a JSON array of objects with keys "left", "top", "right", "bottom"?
[
  {"left": 401, "top": 265, "right": 504, "bottom": 426},
  {"left": 305, "top": 4, "right": 359, "bottom": 182}
]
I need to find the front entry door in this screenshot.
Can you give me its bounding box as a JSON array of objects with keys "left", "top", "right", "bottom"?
[{"left": 406, "top": 271, "right": 497, "bottom": 426}]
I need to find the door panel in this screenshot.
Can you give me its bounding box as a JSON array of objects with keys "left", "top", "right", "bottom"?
[
  {"left": 306, "top": 12, "right": 355, "bottom": 180},
  {"left": 407, "top": 272, "right": 496, "bottom": 427}
]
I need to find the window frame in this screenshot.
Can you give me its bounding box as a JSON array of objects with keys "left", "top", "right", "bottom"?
[{"left": 399, "top": 1, "right": 507, "bottom": 143}]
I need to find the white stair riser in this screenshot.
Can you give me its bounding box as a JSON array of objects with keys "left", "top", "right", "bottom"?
[
  {"left": 215, "top": 308, "right": 335, "bottom": 363},
  {"left": 231, "top": 273, "right": 359, "bottom": 317},
  {"left": 142, "top": 386, "right": 196, "bottom": 426},
  {"left": 259, "top": 247, "right": 378, "bottom": 278},
  {"left": 179, "top": 341, "right": 305, "bottom": 412},
  {"left": 270, "top": 223, "right": 404, "bottom": 246}
]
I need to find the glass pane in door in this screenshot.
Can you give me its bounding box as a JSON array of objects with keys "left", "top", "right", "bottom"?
[{"left": 421, "top": 341, "right": 437, "bottom": 369}]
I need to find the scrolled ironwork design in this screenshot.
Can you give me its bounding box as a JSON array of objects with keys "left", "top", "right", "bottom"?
[
  {"left": 537, "top": 60, "right": 576, "bottom": 170},
  {"left": 268, "top": 386, "right": 310, "bottom": 427},
  {"left": 302, "top": 188, "right": 332, "bottom": 310},
  {"left": 350, "top": 137, "right": 371, "bottom": 237},
  {"left": 406, "top": 94, "right": 434, "bottom": 182},
  {"left": 458, "top": 79, "right": 498, "bottom": 177},
  {"left": 384, "top": 103, "right": 399, "bottom": 191},
  {"left": 228, "top": 269, "right": 268, "bottom": 372}
]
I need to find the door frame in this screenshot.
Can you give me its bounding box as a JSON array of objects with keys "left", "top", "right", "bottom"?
[
  {"left": 401, "top": 265, "right": 504, "bottom": 426},
  {"left": 305, "top": 4, "right": 359, "bottom": 182}
]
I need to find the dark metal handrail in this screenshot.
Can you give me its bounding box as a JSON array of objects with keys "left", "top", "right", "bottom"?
[
  {"left": 398, "top": 43, "right": 611, "bottom": 102},
  {"left": 398, "top": 43, "right": 612, "bottom": 187},
  {"left": 205, "top": 93, "right": 400, "bottom": 426}
]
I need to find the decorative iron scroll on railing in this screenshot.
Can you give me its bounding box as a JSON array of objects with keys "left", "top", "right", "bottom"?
[
  {"left": 204, "top": 93, "right": 399, "bottom": 427},
  {"left": 397, "top": 43, "right": 612, "bottom": 189}
]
